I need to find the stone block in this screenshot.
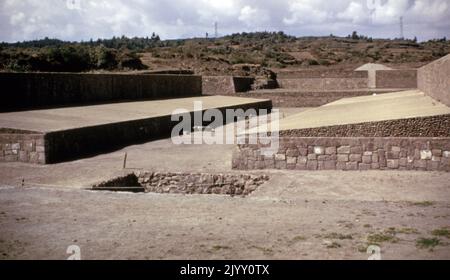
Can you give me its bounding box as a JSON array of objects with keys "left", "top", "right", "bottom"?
[
  {"left": 307, "top": 160, "right": 318, "bottom": 170},
  {"left": 298, "top": 148, "right": 308, "bottom": 156},
  {"left": 23, "top": 141, "right": 35, "bottom": 152},
  {"left": 323, "top": 160, "right": 336, "bottom": 170},
  {"left": 36, "top": 138, "right": 45, "bottom": 146},
  {"left": 38, "top": 152, "right": 46, "bottom": 164},
  {"left": 307, "top": 154, "right": 317, "bottom": 160},
  {"left": 432, "top": 156, "right": 441, "bottom": 162},
  {"left": 387, "top": 151, "right": 400, "bottom": 159},
  {"left": 325, "top": 147, "right": 337, "bottom": 155},
  {"left": 265, "top": 159, "right": 275, "bottom": 169},
  {"left": 36, "top": 146, "right": 45, "bottom": 153},
  {"left": 372, "top": 153, "right": 379, "bottom": 163},
  {"left": 414, "top": 160, "right": 427, "bottom": 169},
  {"left": 391, "top": 146, "right": 401, "bottom": 153},
  {"left": 317, "top": 155, "right": 328, "bottom": 161},
  {"left": 336, "top": 162, "right": 347, "bottom": 170},
  {"left": 19, "top": 151, "right": 28, "bottom": 162},
  {"left": 371, "top": 163, "right": 380, "bottom": 169},
  {"left": 297, "top": 156, "right": 308, "bottom": 165},
  {"left": 399, "top": 158, "right": 408, "bottom": 167},
  {"left": 287, "top": 164, "right": 296, "bottom": 170},
  {"left": 432, "top": 149, "right": 442, "bottom": 156},
  {"left": 337, "top": 154, "right": 349, "bottom": 162},
  {"left": 286, "top": 148, "right": 299, "bottom": 157},
  {"left": 29, "top": 152, "right": 39, "bottom": 163},
  {"left": 420, "top": 150, "right": 432, "bottom": 160},
  {"left": 443, "top": 151, "right": 450, "bottom": 158},
  {"left": 275, "top": 154, "right": 286, "bottom": 161},
  {"left": 296, "top": 162, "right": 307, "bottom": 170},
  {"left": 350, "top": 146, "right": 363, "bottom": 154},
  {"left": 363, "top": 151, "right": 373, "bottom": 156},
  {"left": 11, "top": 143, "right": 20, "bottom": 150},
  {"left": 287, "top": 157, "right": 297, "bottom": 165},
  {"left": 349, "top": 154, "right": 362, "bottom": 162},
  {"left": 387, "top": 159, "right": 399, "bottom": 169},
  {"left": 337, "top": 146, "right": 350, "bottom": 154},
  {"left": 362, "top": 155, "right": 372, "bottom": 164},
  {"left": 275, "top": 161, "right": 287, "bottom": 169},
  {"left": 359, "top": 163, "right": 371, "bottom": 170},
  {"left": 346, "top": 162, "right": 358, "bottom": 170},
  {"left": 314, "top": 146, "right": 325, "bottom": 155},
  {"left": 427, "top": 161, "right": 440, "bottom": 171}
]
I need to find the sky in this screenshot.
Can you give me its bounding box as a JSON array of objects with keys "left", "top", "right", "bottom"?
[{"left": 1, "top": 0, "right": 449, "bottom": 43}]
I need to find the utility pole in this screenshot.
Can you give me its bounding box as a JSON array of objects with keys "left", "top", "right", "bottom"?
[
  {"left": 214, "top": 22, "right": 218, "bottom": 38},
  {"left": 400, "top": 16, "right": 404, "bottom": 39}
]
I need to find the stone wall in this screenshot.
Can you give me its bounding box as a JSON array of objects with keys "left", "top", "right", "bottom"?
[
  {"left": 232, "top": 137, "right": 450, "bottom": 172},
  {"left": 278, "top": 114, "right": 450, "bottom": 137},
  {"left": 277, "top": 70, "right": 368, "bottom": 91},
  {"left": 277, "top": 70, "right": 368, "bottom": 79},
  {"left": 0, "top": 133, "right": 46, "bottom": 164},
  {"left": 202, "top": 76, "right": 255, "bottom": 95},
  {"left": 278, "top": 78, "right": 368, "bottom": 91},
  {"left": 418, "top": 54, "right": 450, "bottom": 107},
  {"left": 376, "top": 70, "right": 417, "bottom": 89},
  {"left": 202, "top": 76, "right": 236, "bottom": 95},
  {"left": 238, "top": 89, "right": 398, "bottom": 107},
  {"left": 0, "top": 73, "right": 202, "bottom": 112},
  {"left": 137, "top": 172, "right": 269, "bottom": 196},
  {"left": 93, "top": 172, "right": 270, "bottom": 196}
]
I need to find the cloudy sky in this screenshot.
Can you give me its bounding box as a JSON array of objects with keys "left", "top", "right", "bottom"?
[{"left": 1, "top": 0, "right": 449, "bottom": 43}]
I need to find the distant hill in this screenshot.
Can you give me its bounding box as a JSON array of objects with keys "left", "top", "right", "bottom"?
[{"left": 1, "top": 32, "right": 449, "bottom": 75}]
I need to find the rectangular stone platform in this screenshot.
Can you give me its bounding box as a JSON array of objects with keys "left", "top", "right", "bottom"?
[
  {"left": 233, "top": 90, "right": 450, "bottom": 172},
  {"left": 0, "top": 96, "right": 272, "bottom": 164}
]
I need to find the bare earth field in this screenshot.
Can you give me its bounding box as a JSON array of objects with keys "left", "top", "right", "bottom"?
[{"left": 0, "top": 109, "right": 449, "bottom": 260}]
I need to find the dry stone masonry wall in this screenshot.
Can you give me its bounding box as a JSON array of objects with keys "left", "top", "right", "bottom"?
[
  {"left": 93, "top": 172, "right": 270, "bottom": 196},
  {"left": 279, "top": 114, "right": 450, "bottom": 138},
  {"left": 0, "top": 133, "right": 46, "bottom": 164},
  {"left": 233, "top": 137, "right": 450, "bottom": 172}
]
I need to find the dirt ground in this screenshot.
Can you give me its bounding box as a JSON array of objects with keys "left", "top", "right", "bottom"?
[{"left": 0, "top": 108, "right": 449, "bottom": 260}]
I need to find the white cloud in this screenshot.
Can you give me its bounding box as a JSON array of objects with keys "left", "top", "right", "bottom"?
[
  {"left": 283, "top": 0, "right": 329, "bottom": 25},
  {"left": 238, "top": 5, "right": 269, "bottom": 27},
  {"left": 0, "top": 0, "right": 448, "bottom": 42},
  {"left": 337, "top": 2, "right": 368, "bottom": 24}
]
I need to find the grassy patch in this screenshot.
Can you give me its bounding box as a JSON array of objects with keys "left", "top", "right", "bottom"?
[
  {"left": 431, "top": 227, "right": 450, "bottom": 239},
  {"left": 292, "top": 236, "right": 307, "bottom": 242},
  {"left": 409, "top": 201, "right": 435, "bottom": 207},
  {"left": 367, "top": 233, "right": 399, "bottom": 244},
  {"left": 416, "top": 238, "right": 441, "bottom": 250},
  {"left": 385, "top": 227, "right": 420, "bottom": 235},
  {"left": 323, "top": 232, "right": 353, "bottom": 240},
  {"left": 327, "top": 242, "right": 341, "bottom": 249},
  {"left": 249, "top": 246, "right": 274, "bottom": 255},
  {"left": 211, "top": 245, "right": 231, "bottom": 251}
]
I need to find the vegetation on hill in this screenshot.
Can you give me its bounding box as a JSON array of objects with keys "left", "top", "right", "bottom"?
[{"left": 1, "top": 31, "right": 449, "bottom": 74}]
